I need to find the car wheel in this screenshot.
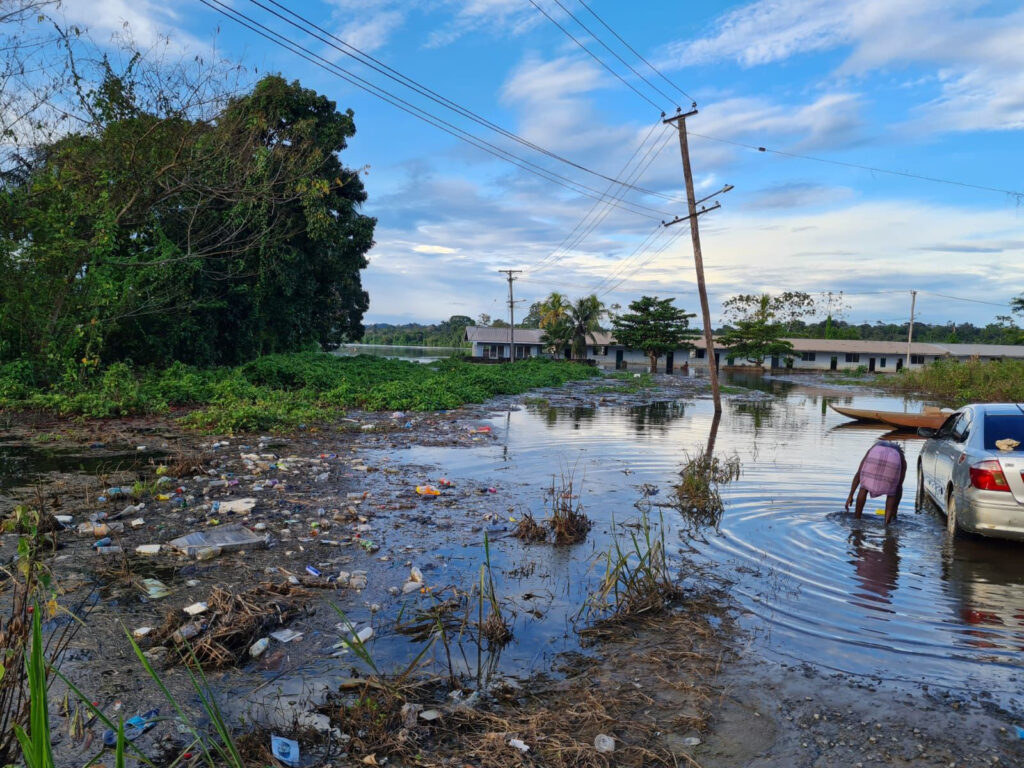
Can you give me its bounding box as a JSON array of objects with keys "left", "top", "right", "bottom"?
[
  {"left": 946, "top": 492, "right": 960, "bottom": 537},
  {"left": 916, "top": 467, "right": 929, "bottom": 512}
]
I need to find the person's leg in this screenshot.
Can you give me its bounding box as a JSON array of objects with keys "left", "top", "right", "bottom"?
[
  {"left": 884, "top": 494, "right": 899, "bottom": 525},
  {"left": 854, "top": 487, "right": 868, "bottom": 518}
]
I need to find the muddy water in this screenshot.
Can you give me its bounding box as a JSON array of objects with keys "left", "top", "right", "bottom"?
[{"left": 380, "top": 377, "right": 1024, "bottom": 713}]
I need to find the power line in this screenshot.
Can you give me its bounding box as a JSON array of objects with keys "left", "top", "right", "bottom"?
[
  {"left": 526, "top": 0, "right": 662, "bottom": 112},
  {"left": 920, "top": 291, "right": 1013, "bottom": 308},
  {"left": 689, "top": 131, "right": 1024, "bottom": 200},
  {"left": 548, "top": 0, "right": 679, "bottom": 108},
  {"left": 599, "top": 225, "right": 691, "bottom": 297},
  {"left": 530, "top": 123, "right": 676, "bottom": 276},
  {"left": 577, "top": 0, "right": 694, "bottom": 105},
  {"left": 199, "top": 0, "right": 675, "bottom": 220},
  {"left": 254, "top": 0, "right": 685, "bottom": 203}
]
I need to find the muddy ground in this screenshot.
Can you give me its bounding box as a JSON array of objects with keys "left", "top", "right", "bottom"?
[{"left": 1, "top": 372, "right": 1022, "bottom": 767}]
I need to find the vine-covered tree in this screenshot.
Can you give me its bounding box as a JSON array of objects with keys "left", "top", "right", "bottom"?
[
  {"left": 611, "top": 296, "right": 697, "bottom": 373},
  {"left": 0, "top": 68, "right": 375, "bottom": 371}
]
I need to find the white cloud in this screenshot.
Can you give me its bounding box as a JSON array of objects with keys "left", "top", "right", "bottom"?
[
  {"left": 661, "top": 0, "right": 1024, "bottom": 134},
  {"left": 413, "top": 244, "right": 459, "bottom": 254},
  {"left": 425, "top": 0, "right": 540, "bottom": 48},
  {"left": 335, "top": 10, "right": 405, "bottom": 53},
  {"left": 59, "top": 0, "right": 203, "bottom": 52}
]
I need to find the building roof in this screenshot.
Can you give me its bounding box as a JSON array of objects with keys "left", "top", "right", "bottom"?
[{"left": 465, "top": 326, "right": 545, "bottom": 344}]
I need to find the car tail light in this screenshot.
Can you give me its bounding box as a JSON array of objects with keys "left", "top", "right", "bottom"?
[{"left": 969, "top": 460, "right": 1010, "bottom": 492}]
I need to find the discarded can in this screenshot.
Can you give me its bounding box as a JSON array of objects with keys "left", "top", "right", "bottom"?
[{"left": 305, "top": 565, "right": 322, "bottom": 577}]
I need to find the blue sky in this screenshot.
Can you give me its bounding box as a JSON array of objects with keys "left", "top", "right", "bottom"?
[{"left": 60, "top": 0, "right": 1024, "bottom": 328}]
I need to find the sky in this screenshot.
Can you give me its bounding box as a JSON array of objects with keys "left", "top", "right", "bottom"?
[{"left": 56, "top": 0, "right": 1024, "bottom": 329}]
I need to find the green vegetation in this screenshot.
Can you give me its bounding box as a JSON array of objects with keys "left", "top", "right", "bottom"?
[
  {"left": 362, "top": 316, "right": 474, "bottom": 347},
  {"left": 1, "top": 40, "right": 374, "bottom": 380},
  {"left": 611, "top": 296, "right": 697, "bottom": 373},
  {"left": 718, "top": 293, "right": 797, "bottom": 365},
  {"left": 887, "top": 358, "right": 1024, "bottom": 405},
  {"left": 0, "top": 354, "right": 600, "bottom": 432}
]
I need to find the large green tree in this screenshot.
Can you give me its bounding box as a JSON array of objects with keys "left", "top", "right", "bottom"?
[
  {"left": 718, "top": 293, "right": 794, "bottom": 365},
  {"left": 611, "top": 296, "right": 697, "bottom": 373},
  {"left": 566, "top": 294, "right": 606, "bottom": 360},
  {"left": 538, "top": 291, "right": 572, "bottom": 357},
  {"left": 0, "top": 70, "right": 375, "bottom": 372}
]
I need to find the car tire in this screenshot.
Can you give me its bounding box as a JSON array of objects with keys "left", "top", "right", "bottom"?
[
  {"left": 916, "top": 467, "right": 929, "bottom": 512},
  {"left": 946, "top": 492, "right": 960, "bottom": 537}
]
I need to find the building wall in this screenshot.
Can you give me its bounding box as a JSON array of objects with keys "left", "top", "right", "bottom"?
[{"left": 470, "top": 342, "right": 541, "bottom": 359}]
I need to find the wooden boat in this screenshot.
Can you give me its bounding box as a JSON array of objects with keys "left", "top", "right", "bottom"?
[{"left": 829, "top": 404, "right": 951, "bottom": 430}]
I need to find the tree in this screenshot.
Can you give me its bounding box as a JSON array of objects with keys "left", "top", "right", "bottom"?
[
  {"left": 538, "top": 292, "right": 572, "bottom": 357},
  {"left": 0, "top": 67, "right": 375, "bottom": 371},
  {"left": 519, "top": 301, "right": 542, "bottom": 328},
  {"left": 718, "top": 293, "right": 794, "bottom": 365},
  {"left": 566, "top": 294, "right": 606, "bottom": 360},
  {"left": 611, "top": 296, "right": 697, "bottom": 373},
  {"left": 723, "top": 291, "right": 817, "bottom": 333}
]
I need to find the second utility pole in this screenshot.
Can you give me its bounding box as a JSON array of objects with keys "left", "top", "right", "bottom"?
[
  {"left": 905, "top": 289, "right": 917, "bottom": 369},
  {"left": 664, "top": 108, "right": 722, "bottom": 414},
  {"left": 499, "top": 269, "right": 521, "bottom": 362}
]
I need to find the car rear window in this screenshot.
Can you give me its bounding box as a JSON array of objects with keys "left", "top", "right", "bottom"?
[{"left": 983, "top": 414, "right": 1024, "bottom": 450}]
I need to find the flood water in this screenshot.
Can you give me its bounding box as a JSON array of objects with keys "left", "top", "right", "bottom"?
[{"left": 374, "top": 375, "right": 1024, "bottom": 712}]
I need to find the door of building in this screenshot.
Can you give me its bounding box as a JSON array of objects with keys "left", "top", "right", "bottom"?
[
  {"left": 868, "top": 357, "right": 876, "bottom": 372},
  {"left": 615, "top": 349, "right": 624, "bottom": 370},
  {"left": 830, "top": 356, "right": 838, "bottom": 371},
  {"left": 666, "top": 351, "right": 674, "bottom": 374}
]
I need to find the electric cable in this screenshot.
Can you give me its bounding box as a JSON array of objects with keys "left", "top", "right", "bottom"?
[
  {"left": 254, "top": 0, "right": 685, "bottom": 203},
  {"left": 199, "top": 0, "right": 674, "bottom": 219},
  {"left": 526, "top": 0, "right": 662, "bottom": 111},
  {"left": 577, "top": 0, "right": 694, "bottom": 104}
]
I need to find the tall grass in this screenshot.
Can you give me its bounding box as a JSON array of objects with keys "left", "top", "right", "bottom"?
[{"left": 888, "top": 358, "right": 1024, "bottom": 406}]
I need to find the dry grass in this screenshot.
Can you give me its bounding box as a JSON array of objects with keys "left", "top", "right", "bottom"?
[
  {"left": 147, "top": 581, "right": 308, "bottom": 668},
  {"left": 513, "top": 512, "right": 548, "bottom": 543},
  {"left": 672, "top": 449, "right": 741, "bottom": 532}
]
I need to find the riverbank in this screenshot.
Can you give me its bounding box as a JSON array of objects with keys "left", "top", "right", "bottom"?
[{"left": 2, "top": 372, "right": 1023, "bottom": 767}]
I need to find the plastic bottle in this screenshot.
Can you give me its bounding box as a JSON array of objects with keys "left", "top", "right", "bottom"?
[
  {"left": 250, "top": 637, "right": 269, "bottom": 657},
  {"left": 195, "top": 546, "right": 222, "bottom": 561}
]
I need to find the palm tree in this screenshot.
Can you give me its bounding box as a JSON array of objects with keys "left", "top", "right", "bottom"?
[
  {"left": 539, "top": 292, "right": 571, "bottom": 358},
  {"left": 567, "top": 294, "right": 606, "bottom": 360}
]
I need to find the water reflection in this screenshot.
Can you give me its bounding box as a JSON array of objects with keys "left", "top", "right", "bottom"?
[
  {"left": 730, "top": 399, "right": 776, "bottom": 433},
  {"left": 942, "top": 536, "right": 1024, "bottom": 653},
  {"left": 627, "top": 401, "right": 687, "bottom": 433},
  {"left": 848, "top": 528, "right": 900, "bottom": 608}
]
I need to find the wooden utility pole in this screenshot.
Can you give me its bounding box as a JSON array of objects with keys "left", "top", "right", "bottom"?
[
  {"left": 905, "top": 289, "right": 918, "bottom": 368},
  {"left": 663, "top": 108, "right": 723, "bottom": 414},
  {"left": 498, "top": 269, "right": 522, "bottom": 362}
]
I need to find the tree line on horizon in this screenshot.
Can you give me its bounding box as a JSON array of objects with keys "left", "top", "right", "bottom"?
[{"left": 365, "top": 290, "right": 1024, "bottom": 369}]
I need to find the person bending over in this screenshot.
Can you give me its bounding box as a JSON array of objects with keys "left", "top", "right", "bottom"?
[{"left": 845, "top": 440, "right": 907, "bottom": 525}]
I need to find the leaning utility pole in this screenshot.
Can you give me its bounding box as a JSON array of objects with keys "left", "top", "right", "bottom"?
[
  {"left": 663, "top": 107, "right": 729, "bottom": 414},
  {"left": 905, "top": 289, "right": 918, "bottom": 368},
  {"left": 498, "top": 269, "right": 522, "bottom": 362}
]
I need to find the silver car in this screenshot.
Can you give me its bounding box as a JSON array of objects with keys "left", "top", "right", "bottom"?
[{"left": 917, "top": 403, "right": 1024, "bottom": 540}]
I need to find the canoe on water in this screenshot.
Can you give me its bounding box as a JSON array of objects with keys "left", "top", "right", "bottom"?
[{"left": 829, "top": 404, "right": 952, "bottom": 430}]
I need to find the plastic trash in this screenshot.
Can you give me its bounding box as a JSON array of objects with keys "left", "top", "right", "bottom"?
[
  {"left": 171, "top": 622, "right": 204, "bottom": 643},
  {"left": 438, "top": 478, "right": 454, "bottom": 487},
  {"left": 102, "top": 708, "right": 159, "bottom": 747},
  {"left": 92, "top": 537, "right": 112, "bottom": 549},
  {"left": 249, "top": 637, "right": 269, "bottom": 658},
  {"left": 594, "top": 734, "right": 615, "bottom": 753},
  {"left": 168, "top": 524, "right": 266, "bottom": 557},
  {"left": 195, "top": 546, "right": 222, "bottom": 561},
  {"left": 141, "top": 578, "right": 170, "bottom": 599},
  {"left": 183, "top": 602, "right": 208, "bottom": 616},
  {"left": 218, "top": 498, "right": 257, "bottom": 514},
  {"left": 133, "top": 627, "right": 152, "bottom": 638},
  {"left": 96, "top": 546, "right": 123, "bottom": 555},
  {"left": 509, "top": 737, "right": 530, "bottom": 752},
  {"left": 136, "top": 544, "right": 161, "bottom": 555},
  {"left": 416, "top": 485, "right": 441, "bottom": 496},
  {"left": 270, "top": 628, "right": 303, "bottom": 643},
  {"left": 305, "top": 565, "right": 322, "bottom": 577},
  {"left": 270, "top": 736, "right": 300, "bottom": 767}
]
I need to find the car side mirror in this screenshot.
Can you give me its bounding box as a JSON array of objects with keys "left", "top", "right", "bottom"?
[{"left": 917, "top": 427, "right": 936, "bottom": 438}]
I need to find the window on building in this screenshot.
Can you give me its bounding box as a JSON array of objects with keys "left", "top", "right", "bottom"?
[
  {"left": 696, "top": 349, "right": 706, "bottom": 359},
  {"left": 601, "top": 346, "right": 609, "bottom": 356},
  {"left": 800, "top": 351, "right": 816, "bottom": 361},
  {"left": 845, "top": 353, "right": 860, "bottom": 363},
  {"left": 910, "top": 354, "right": 925, "bottom": 365},
  {"left": 879, "top": 357, "right": 886, "bottom": 368}
]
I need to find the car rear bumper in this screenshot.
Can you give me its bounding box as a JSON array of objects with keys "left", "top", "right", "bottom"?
[{"left": 961, "top": 490, "right": 1024, "bottom": 540}]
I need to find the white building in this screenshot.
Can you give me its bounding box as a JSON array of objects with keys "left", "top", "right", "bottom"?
[{"left": 464, "top": 326, "right": 1024, "bottom": 373}]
